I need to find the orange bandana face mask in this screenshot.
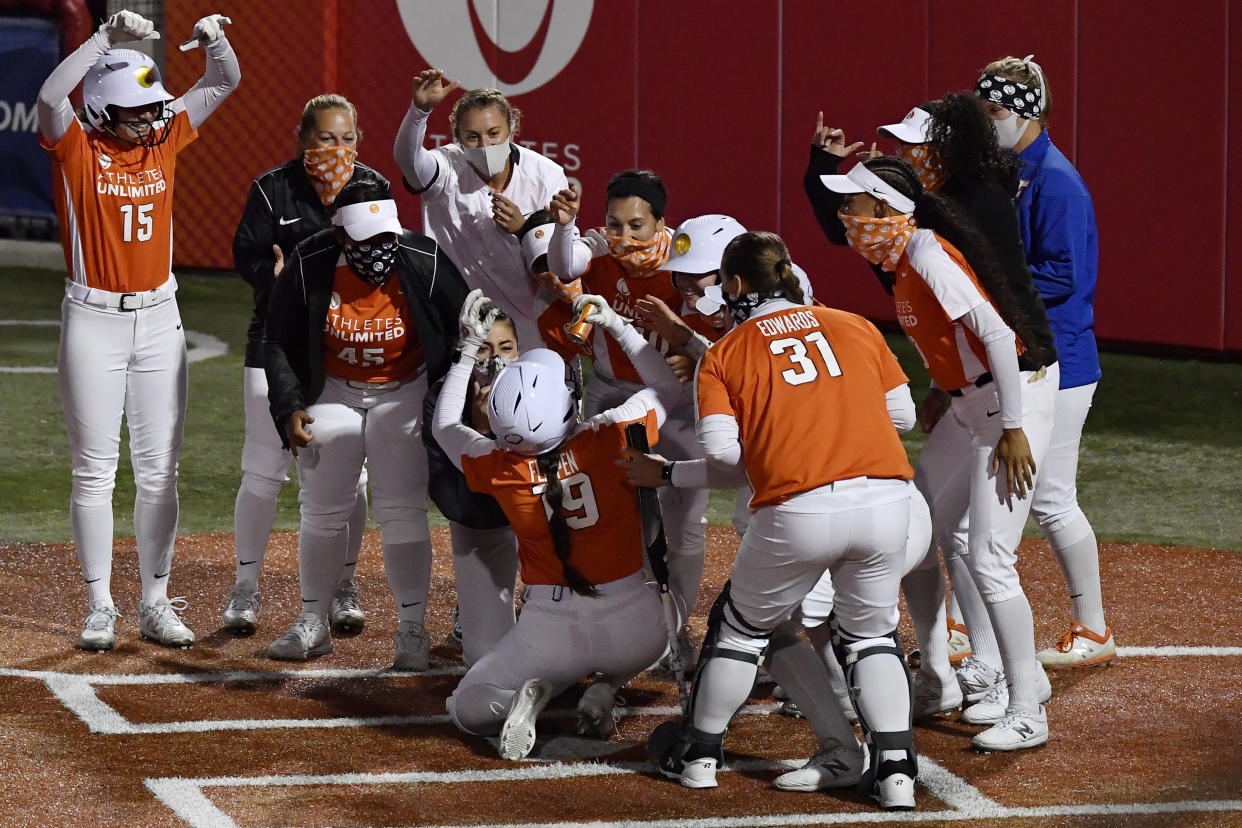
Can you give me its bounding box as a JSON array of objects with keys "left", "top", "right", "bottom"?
[
  {"left": 896, "top": 143, "right": 944, "bottom": 193},
  {"left": 606, "top": 229, "right": 670, "bottom": 277},
  {"left": 838, "top": 211, "right": 917, "bottom": 272},
  {"left": 303, "top": 146, "right": 357, "bottom": 206}
]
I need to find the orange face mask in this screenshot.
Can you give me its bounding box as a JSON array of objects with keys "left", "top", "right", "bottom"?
[
  {"left": 607, "top": 229, "right": 670, "bottom": 277},
  {"left": 303, "top": 146, "right": 357, "bottom": 206},
  {"left": 838, "top": 211, "right": 917, "bottom": 272},
  {"left": 896, "top": 143, "right": 945, "bottom": 193}
]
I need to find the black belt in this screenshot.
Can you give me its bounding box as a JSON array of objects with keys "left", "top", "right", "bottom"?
[{"left": 948, "top": 372, "right": 993, "bottom": 397}]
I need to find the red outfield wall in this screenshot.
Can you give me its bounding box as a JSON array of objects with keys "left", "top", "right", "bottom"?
[{"left": 165, "top": 0, "right": 1242, "bottom": 353}]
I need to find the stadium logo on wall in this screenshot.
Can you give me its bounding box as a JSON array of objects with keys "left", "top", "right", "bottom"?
[{"left": 396, "top": 0, "right": 593, "bottom": 95}]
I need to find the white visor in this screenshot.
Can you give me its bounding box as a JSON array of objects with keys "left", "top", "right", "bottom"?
[
  {"left": 332, "top": 199, "right": 402, "bottom": 241},
  {"left": 877, "top": 107, "right": 933, "bottom": 144},
  {"left": 820, "top": 164, "right": 916, "bottom": 215},
  {"left": 520, "top": 222, "right": 556, "bottom": 271}
]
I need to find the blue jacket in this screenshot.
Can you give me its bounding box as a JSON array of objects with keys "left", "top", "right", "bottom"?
[{"left": 1014, "top": 131, "right": 1101, "bottom": 388}]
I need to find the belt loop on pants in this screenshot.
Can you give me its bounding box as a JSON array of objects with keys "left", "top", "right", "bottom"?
[
  {"left": 521, "top": 583, "right": 565, "bottom": 602},
  {"left": 64, "top": 277, "right": 177, "bottom": 312}
]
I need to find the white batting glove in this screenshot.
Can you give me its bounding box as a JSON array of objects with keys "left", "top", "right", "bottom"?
[
  {"left": 573, "top": 294, "right": 625, "bottom": 337},
  {"left": 582, "top": 229, "right": 611, "bottom": 259},
  {"left": 100, "top": 10, "right": 159, "bottom": 45},
  {"left": 458, "top": 288, "right": 496, "bottom": 349},
  {"left": 192, "top": 14, "right": 232, "bottom": 46}
]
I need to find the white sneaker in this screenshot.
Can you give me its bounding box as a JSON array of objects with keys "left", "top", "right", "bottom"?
[
  {"left": 911, "top": 673, "right": 963, "bottom": 720},
  {"left": 947, "top": 617, "right": 972, "bottom": 666},
  {"left": 329, "top": 580, "right": 365, "bottom": 633},
  {"left": 267, "top": 613, "right": 332, "bottom": 661},
  {"left": 964, "top": 667, "right": 1052, "bottom": 725},
  {"left": 138, "top": 597, "right": 195, "bottom": 648},
  {"left": 221, "top": 587, "right": 261, "bottom": 634},
  {"left": 874, "top": 771, "right": 916, "bottom": 810},
  {"left": 956, "top": 656, "right": 1002, "bottom": 704},
  {"left": 773, "top": 739, "right": 865, "bottom": 791},
  {"left": 971, "top": 705, "right": 1049, "bottom": 752},
  {"left": 78, "top": 601, "right": 119, "bottom": 651},
  {"left": 576, "top": 682, "right": 619, "bottom": 738},
  {"left": 1037, "top": 621, "right": 1116, "bottom": 668},
  {"left": 499, "top": 678, "right": 554, "bottom": 760},
  {"left": 392, "top": 621, "right": 429, "bottom": 671}
]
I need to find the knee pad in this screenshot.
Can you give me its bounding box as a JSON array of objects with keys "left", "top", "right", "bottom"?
[
  {"left": 446, "top": 683, "right": 509, "bottom": 736},
  {"left": 375, "top": 514, "right": 431, "bottom": 545},
  {"left": 132, "top": 455, "right": 179, "bottom": 503},
  {"left": 701, "top": 581, "right": 769, "bottom": 664},
  {"left": 300, "top": 508, "right": 352, "bottom": 539},
  {"left": 829, "top": 617, "right": 911, "bottom": 726},
  {"left": 240, "top": 470, "right": 286, "bottom": 502}
]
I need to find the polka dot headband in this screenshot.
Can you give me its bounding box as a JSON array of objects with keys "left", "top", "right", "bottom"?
[{"left": 974, "top": 55, "right": 1047, "bottom": 121}]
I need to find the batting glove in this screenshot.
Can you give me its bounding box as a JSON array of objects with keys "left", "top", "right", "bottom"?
[
  {"left": 192, "top": 14, "right": 232, "bottom": 46},
  {"left": 582, "top": 229, "right": 610, "bottom": 259},
  {"left": 458, "top": 288, "right": 498, "bottom": 350},
  {"left": 100, "top": 10, "right": 158, "bottom": 45},
  {"left": 573, "top": 294, "right": 625, "bottom": 337}
]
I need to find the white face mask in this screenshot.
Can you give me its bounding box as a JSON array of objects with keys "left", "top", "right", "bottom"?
[
  {"left": 992, "top": 110, "right": 1027, "bottom": 151},
  {"left": 462, "top": 142, "right": 511, "bottom": 179}
]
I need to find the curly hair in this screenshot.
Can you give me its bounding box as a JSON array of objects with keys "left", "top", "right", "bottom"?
[{"left": 924, "top": 92, "right": 1017, "bottom": 191}]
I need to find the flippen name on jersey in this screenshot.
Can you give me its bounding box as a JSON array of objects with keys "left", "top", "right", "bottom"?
[
  {"left": 96, "top": 168, "right": 167, "bottom": 198},
  {"left": 755, "top": 309, "right": 819, "bottom": 338},
  {"left": 525, "top": 450, "right": 581, "bottom": 484}
]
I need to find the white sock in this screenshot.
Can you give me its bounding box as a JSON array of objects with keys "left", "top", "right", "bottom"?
[
  {"left": 135, "top": 496, "right": 177, "bottom": 606},
  {"left": 72, "top": 501, "right": 114, "bottom": 606},
  {"left": 945, "top": 551, "right": 1001, "bottom": 672},
  {"left": 901, "top": 561, "right": 954, "bottom": 687},
  {"left": 232, "top": 480, "right": 280, "bottom": 592},
  {"left": 1046, "top": 514, "right": 1106, "bottom": 633},
  {"left": 667, "top": 551, "right": 705, "bottom": 625},
  {"left": 948, "top": 591, "right": 963, "bottom": 625},
  {"left": 383, "top": 539, "right": 432, "bottom": 625},
  {"left": 986, "top": 592, "right": 1040, "bottom": 711},
  {"left": 691, "top": 656, "right": 757, "bottom": 734},
  {"left": 298, "top": 527, "right": 349, "bottom": 624},
  {"left": 851, "top": 650, "right": 911, "bottom": 734}
]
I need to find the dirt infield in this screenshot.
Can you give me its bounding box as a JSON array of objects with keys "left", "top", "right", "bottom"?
[{"left": 1, "top": 529, "right": 1240, "bottom": 827}]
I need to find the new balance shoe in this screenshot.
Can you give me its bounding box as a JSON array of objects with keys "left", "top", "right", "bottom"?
[
  {"left": 963, "top": 667, "right": 1052, "bottom": 725},
  {"left": 221, "top": 586, "right": 261, "bottom": 634},
  {"left": 499, "top": 678, "right": 554, "bottom": 760},
  {"left": 947, "top": 617, "right": 972, "bottom": 666},
  {"left": 874, "top": 769, "right": 917, "bottom": 811},
  {"left": 138, "top": 597, "right": 195, "bottom": 648},
  {"left": 911, "top": 673, "right": 964, "bottom": 720},
  {"left": 78, "top": 601, "right": 119, "bottom": 651},
  {"left": 971, "top": 705, "right": 1049, "bottom": 752},
  {"left": 773, "top": 738, "right": 865, "bottom": 792},
  {"left": 576, "top": 682, "right": 619, "bottom": 738},
  {"left": 956, "top": 656, "right": 1002, "bottom": 704},
  {"left": 266, "top": 613, "right": 332, "bottom": 661},
  {"left": 1037, "top": 621, "right": 1116, "bottom": 668},
  {"left": 329, "top": 580, "right": 365, "bottom": 633},
  {"left": 392, "top": 621, "right": 429, "bottom": 671}
]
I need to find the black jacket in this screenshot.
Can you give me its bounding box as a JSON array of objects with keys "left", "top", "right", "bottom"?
[
  {"left": 264, "top": 228, "right": 469, "bottom": 446},
  {"left": 232, "top": 159, "right": 390, "bottom": 366},
  {"left": 803, "top": 146, "right": 1056, "bottom": 369},
  {"left": 421, "top": 377, "right": 510, "bottom": 530}
]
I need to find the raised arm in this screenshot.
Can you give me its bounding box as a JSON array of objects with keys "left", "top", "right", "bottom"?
[
  {"left": 431, "top": 289, "right": 500, "bottom": 469},
  {"left": 394, "top": 70, "right": 459, "bottom": 192},
  {"left": 179, "top": 15, "right": 240, "bottom": 130},
  {"left": 547, "top": 188, "right": 607, "bottom": 280}
]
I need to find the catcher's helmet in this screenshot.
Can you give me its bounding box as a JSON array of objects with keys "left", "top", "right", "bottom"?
[
  {"left": 488, "top": 350, "right": 578, "bottom": 457},
  {"left": 82, "top": 49, "right": 174, "bottom": 147}
]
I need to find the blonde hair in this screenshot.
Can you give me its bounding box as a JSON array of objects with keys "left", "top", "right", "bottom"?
[
  {"left": 449, "top": 88, "right": 522, "bottom": 142},
  {"left": 983, "top": 56, "right": 1050, "bottom": 125},
  {"left": 297, "top": 94, "right": 360, "bottom": 144}
]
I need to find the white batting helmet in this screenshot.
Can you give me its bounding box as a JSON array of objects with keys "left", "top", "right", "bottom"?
[
  {"left": 488, "top": 350, "right": 578, "bottom": 456},
  {"left": 667, "top": 214, "right": 747, "bottom": 275},
  {"left": 82, "top": 49, "right": 174, "bottom": 145}
]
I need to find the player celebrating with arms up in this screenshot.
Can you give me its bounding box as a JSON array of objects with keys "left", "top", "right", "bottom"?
[{"left": 37, "top": 9, "right": 239, "bottom": 651}]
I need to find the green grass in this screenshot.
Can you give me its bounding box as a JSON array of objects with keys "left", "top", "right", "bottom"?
[{"left": 1, "top": 266, "right": 1239, "bottom": 549}]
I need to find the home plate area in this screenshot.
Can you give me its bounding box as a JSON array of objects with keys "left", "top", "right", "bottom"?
[{"left": 1, "top": 528, "right": 1240, "bottom": 826}]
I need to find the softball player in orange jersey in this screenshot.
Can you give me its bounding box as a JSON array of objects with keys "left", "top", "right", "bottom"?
[
  {"left": 37, "top": 10, "right": 239, "bottom": 651},
  {"left": 432, "top": 289, "right": 682, "bottom": 761},
  {"left": 823, "top": 157, "right": 1058, "bottom": 752},
  {"left": 651, "top": 231, "right": 919, "bottom": 811}
]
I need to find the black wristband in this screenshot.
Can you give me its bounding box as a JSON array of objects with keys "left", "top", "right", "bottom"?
[{"left": 661, "top": 461, "right": 675, "bottom": 485}]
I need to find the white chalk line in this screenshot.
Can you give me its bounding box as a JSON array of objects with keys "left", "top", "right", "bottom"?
[{"left": 0, "top": 319, "right": 226, "bottom": 372}]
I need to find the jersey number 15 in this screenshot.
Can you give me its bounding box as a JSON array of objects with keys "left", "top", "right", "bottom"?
[
  {"left": 770, "top": 331, "right": 842, "bottom": 386},
  {"left": 120, "top": 203, "right": 153, "bottom": 242}
]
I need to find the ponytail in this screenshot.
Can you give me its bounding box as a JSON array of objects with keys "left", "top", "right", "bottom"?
[
  {"left": 721, "top": 231, "right": 804, "bottom": 302},
  {"left": 536, "top": 450, "right": 598, "bottom": 597},
  {"left": 774, "top": 257, "right": 805, "bottom": 305}
]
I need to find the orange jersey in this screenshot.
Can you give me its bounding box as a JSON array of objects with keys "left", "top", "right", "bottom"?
[
  {"left": 696, "top": 303, "right": 913, "bottom": 508},
  {"left": 322, "top": 264, "right": 423, "bottom": 382},
  {"left": 534, "top": 273, "right": 594, "bottom": 361},
  {"left": 580, "top": 256, "right": 683, "bottom": 383},
  {"left": 893, "top": 231, "right": 1024, "bottom": 392},
  {"left": 461, "top": 410, "right": 657, "bottom": 587},
  {"left": 42, "top": 112, "right": 197, "bottom": 293}
]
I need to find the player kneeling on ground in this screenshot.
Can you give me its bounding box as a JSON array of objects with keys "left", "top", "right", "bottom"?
[{"left": 433, "top": 290, "right": 681, "bottom": 760}]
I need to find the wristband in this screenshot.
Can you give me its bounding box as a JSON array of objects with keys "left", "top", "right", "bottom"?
[{"left": 661, "top": 461, "right": 676, "bottom": 485}]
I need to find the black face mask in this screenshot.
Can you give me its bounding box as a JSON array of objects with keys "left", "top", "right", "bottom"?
[
  {"left": 343, "top": 239, "right": 399, "bottom": 286},
  {"left": 722, "top": 290, "right": 786, "bottom": 325}
]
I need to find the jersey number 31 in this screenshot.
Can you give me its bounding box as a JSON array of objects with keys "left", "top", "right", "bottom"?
[{"left": 770, "top": 331, "right": 842, "bottom": 386}]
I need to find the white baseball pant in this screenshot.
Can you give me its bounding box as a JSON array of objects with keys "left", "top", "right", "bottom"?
[{"left": 448, "top": 521, "right": 518, "bottom": 667}]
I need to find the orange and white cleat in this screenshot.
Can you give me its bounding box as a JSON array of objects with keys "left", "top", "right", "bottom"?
[
  {"left": 947, "top": 617, "right": 972, "bottom": 666},
  {"left": 1037, "top": 621, "right": 1116, "bottom": 668}
]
